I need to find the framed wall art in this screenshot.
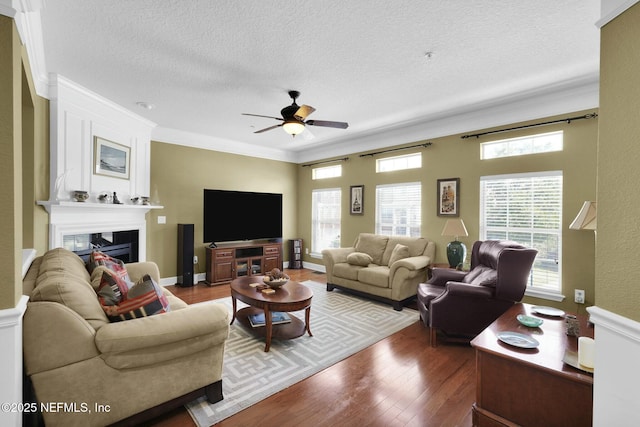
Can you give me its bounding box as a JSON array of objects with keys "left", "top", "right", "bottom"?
[
  {"left": 94, "top": 136, "right": 130, "bottom": 180},
  {"left": 437, "top": 178, "right": 460, "bottom": 217},
  {"left": 350, "top": 185, "right": 364, "bottom": 215}
]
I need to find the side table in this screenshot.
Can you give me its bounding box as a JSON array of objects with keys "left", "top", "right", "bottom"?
[{"left": 471, "top": 303, "right": 594, "bottom": 426}]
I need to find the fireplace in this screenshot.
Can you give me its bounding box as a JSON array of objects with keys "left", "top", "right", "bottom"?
[
  {"left": 38, "top": 201, "right": 160, "bottom": 262},
  {"left": 65, "top": 230, "right": 139, "bottom": 263}
]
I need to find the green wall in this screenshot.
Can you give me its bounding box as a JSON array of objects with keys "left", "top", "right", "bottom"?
[
  {"left": 148, "top": 142, "right": 299, "bottom": 278},
  {"left": 597, "top": 3, "right": 640, "bottom": 322},
  {"left": 297, "top": 110, "right": 598, "bottom": 312},
  {"left": 0, "top": 16, "right": 49, "bottom": 310}
]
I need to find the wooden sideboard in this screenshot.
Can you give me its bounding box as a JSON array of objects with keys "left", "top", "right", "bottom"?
[
  {"left": 470, "top": 303, "right": 594, "bottom": 427},
  {"left": 205, "top": 241, "right": 283, "bottom": 285}
]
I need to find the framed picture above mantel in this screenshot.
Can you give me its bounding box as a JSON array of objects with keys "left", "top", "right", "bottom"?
[
  {"left": 94, "top": 136, "right": 130, "bottom": 180},
  {"left": 437, "top": 178, "right": 460, "bottom": 217}
]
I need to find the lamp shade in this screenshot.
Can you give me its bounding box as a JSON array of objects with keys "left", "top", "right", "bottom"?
[
  {"left": 283, "top": 119, "right": 305, "bottom": 135},
  {"left": 441, "top": 219, "right": 469, "bottom": 238},
  {"left": 569, "top": 201, "right": 597, "bottom": 230}
]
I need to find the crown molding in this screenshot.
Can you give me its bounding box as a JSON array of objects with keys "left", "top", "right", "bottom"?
[
  {"left": 152, "top": 127, "right": 298, "bottom": 164},
  {"left": 0, "top": 0, "right": 48, "bottom": 97},
  {"left": 597, "top": 0, "right": 640, "bottom": 28},
  {"left": 50, "top": 74, "right": 157, "bottom": 131},
  {"left": 291, "top": 73, "right": 599, "bottom": 164}
]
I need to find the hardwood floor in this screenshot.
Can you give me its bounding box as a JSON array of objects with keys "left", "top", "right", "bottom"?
[{"left": 148, "top": 269, "right": 475, "bottom": 427}]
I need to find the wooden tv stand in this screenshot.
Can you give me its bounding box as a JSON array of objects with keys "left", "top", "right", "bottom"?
[{"left": 205, "top": 241, "right": 283, "bottom": 285}]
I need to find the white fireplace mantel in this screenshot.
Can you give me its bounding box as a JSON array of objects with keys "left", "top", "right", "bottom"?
[{"left": 37, "top": 201, "right": 163, "bottom": 261}]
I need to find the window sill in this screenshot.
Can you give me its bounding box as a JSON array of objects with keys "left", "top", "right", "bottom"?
[
  {"left": 525, "top": 288, "right": 565, "bottom": 302},
  {"left": 310, "top": 252, "right": 323, "bottom": 259}
]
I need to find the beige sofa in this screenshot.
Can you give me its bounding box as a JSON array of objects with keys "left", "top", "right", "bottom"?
[
  {"left": 22, "top": 248, "right": 229, "bottom": 427},
  {"left": 322, "top": 233, "right": 435, "bottom": 310}
]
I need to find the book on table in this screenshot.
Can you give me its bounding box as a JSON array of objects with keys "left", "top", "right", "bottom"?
[{"left": 248, "top": 311, "right": 291, "bottom": 328}]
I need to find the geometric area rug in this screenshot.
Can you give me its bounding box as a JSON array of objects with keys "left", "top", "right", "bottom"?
[{"left": 186, "top": 280, "right": 419, "bottom": 426}]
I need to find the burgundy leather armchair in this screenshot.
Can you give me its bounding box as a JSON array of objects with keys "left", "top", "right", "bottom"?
[{"left": 418, "top": 240, "right": 537, "bottom": 346}]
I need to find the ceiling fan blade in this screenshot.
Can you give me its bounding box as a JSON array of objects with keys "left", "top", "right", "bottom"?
[
  {"left": 306, "top": 120, "right": 349, "bottom": 129},
  {"left": 254, "top": 124, "right": 283, "bottom": 134},
  {"left": 242, "top": 113, "right": 284, "bottom": 121},
  {"left": 294, "top": 105, "right": 316, "bottom": 120},
  {"left": 301, "top": 126, "right": 315, "bottom": 141}
]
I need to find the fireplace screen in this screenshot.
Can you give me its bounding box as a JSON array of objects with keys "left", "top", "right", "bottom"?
[{"left": 64, "top": 230, "right": 139, "bottom": 263}]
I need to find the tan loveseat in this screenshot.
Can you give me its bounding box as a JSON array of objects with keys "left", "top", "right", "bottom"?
[
  {"left": 22, "top": 248, "right": 229, "bottom": 427},
  {"left": 322, "top": 233, "right": 435, "bottom": 310}
]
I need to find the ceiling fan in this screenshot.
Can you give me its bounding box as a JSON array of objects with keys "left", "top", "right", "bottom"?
[{"left": 242, "top": 90, "right": 349, "bottom": 137}]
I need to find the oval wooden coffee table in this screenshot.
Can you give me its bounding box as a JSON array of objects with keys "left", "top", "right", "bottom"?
[{"left": 230, "top": 275, "right": 313, "bottom": 352}]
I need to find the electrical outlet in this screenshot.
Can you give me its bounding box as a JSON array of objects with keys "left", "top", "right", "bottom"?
[
  {"left": 574, "top": 289, "right": 585, "bottom": 304},
  {"left": 193, "top": 255, "right": 198, "bottom": 265}
]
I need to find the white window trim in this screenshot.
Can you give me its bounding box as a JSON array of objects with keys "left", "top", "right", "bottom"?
[
  {"left": 311, "top": 187, "right": 341, "bottom": 258},
  {"left": 480, "top": 170, "right": 564, "bottom": 301}
]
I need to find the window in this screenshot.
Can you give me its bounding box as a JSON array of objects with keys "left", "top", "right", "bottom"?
[
  {"left": 480, "top": 171, "right": 563, "bottom": 297},
  {"left": 481, "top": 131, "right": 563, "bottom": 159},
  {"left": 375, "top": 182, "right": 421, "bottom": 236},
  {"left": 376, "top": 153, "right": 422, "bottom": 172},
  {"left": 311, "top": 188, "right": 341, "bottom": 256},
  {"left": 312, "top": 165, "right": 342, "bottom": 180}
]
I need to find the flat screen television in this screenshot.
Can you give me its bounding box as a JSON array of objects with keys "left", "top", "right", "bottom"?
[{"left": 203, "top": 189, "right": 283, "bottom": 245}]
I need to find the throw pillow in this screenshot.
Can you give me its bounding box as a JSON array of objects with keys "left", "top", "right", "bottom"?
[
  {"left": 87, "top": 250, "right": 131, "bottom": 285},
  {"left": 96, "top": 270, "right": 129, "bottom": 306},
  {"left": 346, "top": 252, "right": 373, "bottom": 266},
  {"left": 388, "top": 244, "right": 410, "bottom": 266},
  {"left": 101, "top": 274, "right": 170, "bottom": 322}
]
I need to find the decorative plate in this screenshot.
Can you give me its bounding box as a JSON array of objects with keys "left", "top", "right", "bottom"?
[
  {"left": 496, "top": 331, "right": 540, "bottom": 349},
  {"left": 531, "top": 306, "right": 565, "bottom": 317},
  {"left": 517, "top": 314, "right": 544, "bottom": 328}
]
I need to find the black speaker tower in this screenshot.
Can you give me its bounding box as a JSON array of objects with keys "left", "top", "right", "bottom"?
[{"left": 177, "top": 224, "right": 194, "bottom": 287}]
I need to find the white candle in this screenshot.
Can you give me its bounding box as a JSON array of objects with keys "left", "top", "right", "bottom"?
[{"left": 578, "top": 336, "right": 595, "bottom": 369}]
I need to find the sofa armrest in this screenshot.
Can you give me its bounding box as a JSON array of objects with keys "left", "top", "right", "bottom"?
[
  {"left": 125, "top": 261, "right": 161, "bottom": 283},
  {"left": 389, "top": 256, "right": 431, "bottom": 302},
  {"left": 390, "top": 255, "right": 430, "bottom": 273},
  {"left": 322, "top": 247, "right": 355, "bottom": 264},
  {"left": 426, "top": 268, "right": 467, "bottom": 287},
  {"left": 95, "top": 303, "right": 229, "bottom": 368},
  {"left": 322, "top": 247, "right": 355, "bottom": 281},
  {"left": 23, "top": 302, "right": 100, "bottom": 375},
  {"left": 440, "top": 282, "right": 494, "bottom": 299}
]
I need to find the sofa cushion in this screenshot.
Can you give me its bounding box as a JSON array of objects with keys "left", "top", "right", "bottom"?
[
  {"left": 463, "top": 266, "right": 498, "bottom": 287},
  {"left": 332, "top": 262, "right": 363, "bottom": 281},
  {"left": 347, "top": 252, "right": 373, "bottom": 266},
  {"left": 37, "top": 247, "right": 90, "bottom": 283},
  {"left": 388, "top": 244, "right": 410, "bottom": 266},
  {"left": 357, "top": 265, "right": 390, "bottom": 288},
  {"left": 355, "top": 233, "right": 389, "bottom": 265},
  {"left": 102, "top": 274, "right": 171, "bottom": 322},
  {"left": 381, "top": 237, "right": 429, "bottom": 265},
  {"left": 30, "top": 272, "right": 109, "bottom": 329}
]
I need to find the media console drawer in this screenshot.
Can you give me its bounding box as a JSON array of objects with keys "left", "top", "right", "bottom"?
[{"left": 214, "top": 249, "right": 234, "bottom": 259}]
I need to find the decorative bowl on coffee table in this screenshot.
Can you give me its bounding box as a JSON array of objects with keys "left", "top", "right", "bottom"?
[{"left": 263, "top": 277, "right": 289, "bottom": 289}]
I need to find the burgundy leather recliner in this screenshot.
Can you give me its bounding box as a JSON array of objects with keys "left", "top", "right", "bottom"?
[{"left": 418, "top": 240, "right": 538, "bottom": 346}]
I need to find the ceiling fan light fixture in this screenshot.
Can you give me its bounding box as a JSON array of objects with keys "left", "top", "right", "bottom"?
[{"left": 283, "top": 119, "right": 305, "bottom": 136}]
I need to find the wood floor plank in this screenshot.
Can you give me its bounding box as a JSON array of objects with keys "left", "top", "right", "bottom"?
[{"left": 149, "top": 269, "right": 474, "bottom": 426}]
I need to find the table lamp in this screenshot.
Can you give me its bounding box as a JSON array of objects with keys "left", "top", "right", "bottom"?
[
  {"left": 441, "top": 219, "right": 468, "bottom": 268},
  {"left": 569, "top": 201, "right": 596, "bottom": 231}
]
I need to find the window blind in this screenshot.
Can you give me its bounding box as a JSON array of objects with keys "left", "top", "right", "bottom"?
[
  {"left": 375, "top": 182, "right": 422, "bottom": 237},
  {"left": 480, "top": 171, "right": 562, "bottom": 292}
]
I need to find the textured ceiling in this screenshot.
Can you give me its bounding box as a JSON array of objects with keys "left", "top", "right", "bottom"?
[{"left": 38, "top": 1, "right": 600, "bottom": 161}]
